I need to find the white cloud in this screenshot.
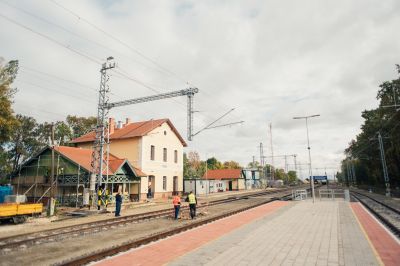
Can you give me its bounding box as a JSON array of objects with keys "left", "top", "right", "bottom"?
[{"left": 1, "top": 0, "right": 400, "bottom": 176}]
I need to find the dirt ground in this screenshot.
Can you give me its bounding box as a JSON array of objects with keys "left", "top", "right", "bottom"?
[
  {"left": 0, "top": 189, "right": 268, "bottom": 239},
  {"left": 0, "top": 196, "right": 275, "bottom": 266}
]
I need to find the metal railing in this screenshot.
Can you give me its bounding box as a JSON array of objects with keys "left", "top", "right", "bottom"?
[
  {"left": 292, "top": 189, "right": 308, "bottom": 200},
  {"left": 318, "top": 189, "right": 346, "bottom": 200}
]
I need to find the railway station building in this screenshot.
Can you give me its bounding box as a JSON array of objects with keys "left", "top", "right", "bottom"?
[{"left": 71, "top": 117, "right": 186, "bottom": 200}]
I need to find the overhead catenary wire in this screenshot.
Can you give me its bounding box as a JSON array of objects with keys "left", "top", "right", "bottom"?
[
  {"left": 0, "top": 12, "right": 102, "bottom": 65},
  {"left": 49, "top": 0, "right": 190, "bottom": 85},
  {"left": 17, "top": 80, "right": 96, "bottom": 104},
  {"left": 18, "top": 72, "right": 95, "bottom": 99},
  {"left": 2, "top": 1, "right": 243, "bottom": 135},
  {"left": 1, "top": 0, "right": 175, "bottom": 79},
  {"left": 47, "top": 0, "right": 243, "bottom": 124}
]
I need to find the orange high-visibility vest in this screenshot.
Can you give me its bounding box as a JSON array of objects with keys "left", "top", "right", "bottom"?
[{"left": 172, "top": 196, "right": 181, "bottom": 206}]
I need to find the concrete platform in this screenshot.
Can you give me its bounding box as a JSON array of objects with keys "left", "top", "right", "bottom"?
[{"left": 96, "top": 200, "right": 399, "bottom": 266}]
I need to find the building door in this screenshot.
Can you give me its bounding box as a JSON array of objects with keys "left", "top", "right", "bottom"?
[
  {"left": 173, "top": 176, "right": 178, "bottom": 193},
  {"left": 228, "top": 181, "right": 233, "bottom": 191},
  {"left": 148, "top": 175, "right": 155, "bottom": 198}
]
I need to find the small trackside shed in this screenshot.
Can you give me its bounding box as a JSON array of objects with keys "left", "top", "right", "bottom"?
[{"left": 202, "top": 169, "right": 245, "bottom": 192}]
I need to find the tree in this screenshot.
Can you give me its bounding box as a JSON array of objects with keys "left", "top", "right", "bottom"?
[
  {"left": 0, "top": 59, "right": 19, "bottom": 178},
  {"left": 8, "top": 115, "right": 43, "bottom": 172},
  {"left": 206, "top": 157, "right": 222, "bottom": 170},
  {"left": 274, "top": 168, "right": 286, "bottom": 181},
  {"left": 341, "top": 65, "right": 400, "bottom": 190},
  {"left": 223, "top": 160, "right": 241, "bottom": 169},
  {"left": 287, "top": 171, "right": 297, "bottom": 184},
  {"left": 247, "top": 161, "right": 260, "bottom": 168},
  {"left": 66, "top": 115, "right": 97, "bottom": 139},
  {"left": 184, "top": 151, "right": 203, "bottom": 179},
  {"left": 0, "top": 59, "right": 19, "bottom": 144}
]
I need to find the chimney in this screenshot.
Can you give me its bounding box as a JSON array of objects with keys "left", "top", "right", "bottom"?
[
  {"left": 117, "top": 121, "right": 123, "bottom": 129},
  {"left": 125, "top": 118, "right": 132, "bottom": 126},
  {"left": 108, "top": 117, "right": 115, "bottom": 135}
]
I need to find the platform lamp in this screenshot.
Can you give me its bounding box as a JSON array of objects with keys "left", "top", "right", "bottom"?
[{"left": 293, "top": 114, "right": 320, "bottom": 203}]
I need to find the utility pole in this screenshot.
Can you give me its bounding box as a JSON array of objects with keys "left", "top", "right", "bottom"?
[
  {"left": 48, "top": 123, "right": 55, "bottom": 216},
  {"left": 269, "top": 123, "right": 275, "bottom": 181},
  {"left": 259, "top": 143, "right": 265, "bottom": 187},
  {"left": 50, "top": 123, "right": 55, "bottom": 198},
  {"left": 284, "top": 155, "right": 288, "bottom": 173},
  {"left": 293, "top": 114, "right": 320, "bottom": 203},
  {"left": 378, "top": 132, "right": 391, "bottom": 196},
  {"left": 351, "top": 161, "right": 357, "bottom": 187},
  {"left": 346, "top": 160, "right": 351, "bottom": 187}
]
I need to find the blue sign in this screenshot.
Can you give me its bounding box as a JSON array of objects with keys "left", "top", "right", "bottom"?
[{"left": 312, "top": 176, "right": 327, "bottom": 180}]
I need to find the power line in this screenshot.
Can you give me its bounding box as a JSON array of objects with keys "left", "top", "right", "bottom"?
[
  {"left": 17, "top": 79, "right": 96, "bottom": 104},
  {"left": 19, "top": 71, "right": 95, "bottom": 99},
  {"left": 48, "top": 0, "right": 243, "bottom": 124},
  {"left": 2, "top": 0, "right": 175, "bottom": 80},
  {"left": 20, "top": 66, "right": 96, "bottom": 92},
  {"left": 2, "top": 1, "right": 242, "bottom": 134},
  {"left": 49, "top": 0, "right": 189, "bottom": 84},
  {"left": 0, "top": 12, "right": 102, "bottom": 64}
]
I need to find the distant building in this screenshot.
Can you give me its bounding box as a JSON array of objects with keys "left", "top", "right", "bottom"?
[
  {"left": 71, "top": 118, "right": 186, "bottom": 200},
  {"left": 202, "top": 169, "right": 245, "bottom": 192},
  {"left": 242, "top": 168, "right": 261, "bottom": 189}
]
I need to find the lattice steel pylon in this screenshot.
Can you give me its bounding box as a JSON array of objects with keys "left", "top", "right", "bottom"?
[
  {"left": 90, "top": 57, "right": 115, "bottom": 207},
  {"left": 105, "top": 87, "right": 199, "bottom": 140}
]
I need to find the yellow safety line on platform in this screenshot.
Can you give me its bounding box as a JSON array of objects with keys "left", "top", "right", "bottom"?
[{"left": 349, "top": 203, "right": 384, "bottom": 266}]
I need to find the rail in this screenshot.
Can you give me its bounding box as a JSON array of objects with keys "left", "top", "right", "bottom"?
[
  {"left": 0, "top": 187, "right": 300, "bottom": 252},
  {"left": 59, "top": 192, "right": 291, "bottom": 266}
]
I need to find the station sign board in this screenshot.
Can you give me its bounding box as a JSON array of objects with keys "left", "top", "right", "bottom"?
[{"left": 312, "top": 175, "right": 327, "bottom": 180}]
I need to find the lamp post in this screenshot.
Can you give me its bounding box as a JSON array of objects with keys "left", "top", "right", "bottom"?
[{"left": 293, "top": 114, "right": 320, "bottom": 203}]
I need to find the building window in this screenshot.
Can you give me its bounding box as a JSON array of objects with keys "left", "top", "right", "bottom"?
[
  {"left": 163, "top": 148, "right": 167, "bottom": 162},
  {"left": 150, "top": 145, "right": 155, "bottom": 160},
  {"left": 174, "top": 150, "right": 178, "bottom": 163},
  {"left": 163, "top": 176, "right": 167, "bottom": 191},
  {"left": 164, "top": 130, "right": 167, "bottom": 135}
]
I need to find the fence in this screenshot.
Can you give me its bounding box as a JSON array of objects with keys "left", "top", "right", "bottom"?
[
  {"left": 318, "top": 189, "right": 349, "bottom": 201},
  {"left": 292, "top": 189, "right": 308, "bottom": 201}
]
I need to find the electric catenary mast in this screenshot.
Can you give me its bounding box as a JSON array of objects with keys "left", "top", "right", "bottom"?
[{"left": 90, "top": 57, "right": 115, "bottom": 205}]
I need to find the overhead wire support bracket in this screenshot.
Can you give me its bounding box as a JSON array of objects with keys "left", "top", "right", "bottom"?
[
  {"left": 105, "top": 87, "right": 199, "bottom": 141},
  {"left": 105, "top": 88, "right": 199, "bottom": 109},
  {"left": 192, "top": 108, "right": 244, "bottom": 137}
]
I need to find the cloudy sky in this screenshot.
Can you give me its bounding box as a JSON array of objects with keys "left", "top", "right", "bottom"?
[{"left": 1, "top": 0, "right": 400, "bottom": 179}]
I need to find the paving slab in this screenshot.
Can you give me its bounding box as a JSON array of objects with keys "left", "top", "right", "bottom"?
[
  {"left": 95, "top": 200, "right": 385, "bottom": 266},
  {"left": 169, "top": 200, "right": 379, "bottom": 266}
]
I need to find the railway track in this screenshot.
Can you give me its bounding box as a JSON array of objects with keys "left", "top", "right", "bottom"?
[
  {"left": 58, "top": 189, "right": 296, "bottom": 266},
  {"left": 0, "top": 187, "right": 300, "bottom": 252},
  {"left": 351, "top": 190, "right": 400, "bottom": 238}
]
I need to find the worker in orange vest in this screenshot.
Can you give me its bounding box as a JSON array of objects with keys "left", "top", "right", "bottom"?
[{"left": 172, "top": 192, "right": 181, "bottom": 220}]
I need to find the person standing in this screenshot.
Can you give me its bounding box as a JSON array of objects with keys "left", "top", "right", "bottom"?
[
  {"left": 115, "top": 192, "right": 122, "bottom": 217},
  {"left": 172, "top": 193, "right": 181, "bottom": 220},
  {"left": 186, "top": 191, "right": 197, "bottom": 219}
]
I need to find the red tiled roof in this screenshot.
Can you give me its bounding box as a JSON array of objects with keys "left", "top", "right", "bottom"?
[
  {"left": 53, "top": 146, "right": 146, "bottom": 176},
  {"left": 202, "top": 169, "right": 243, "bottom": 180},
  {"left": 70, "top": 118, "right": 187, "bottom": 147}
]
